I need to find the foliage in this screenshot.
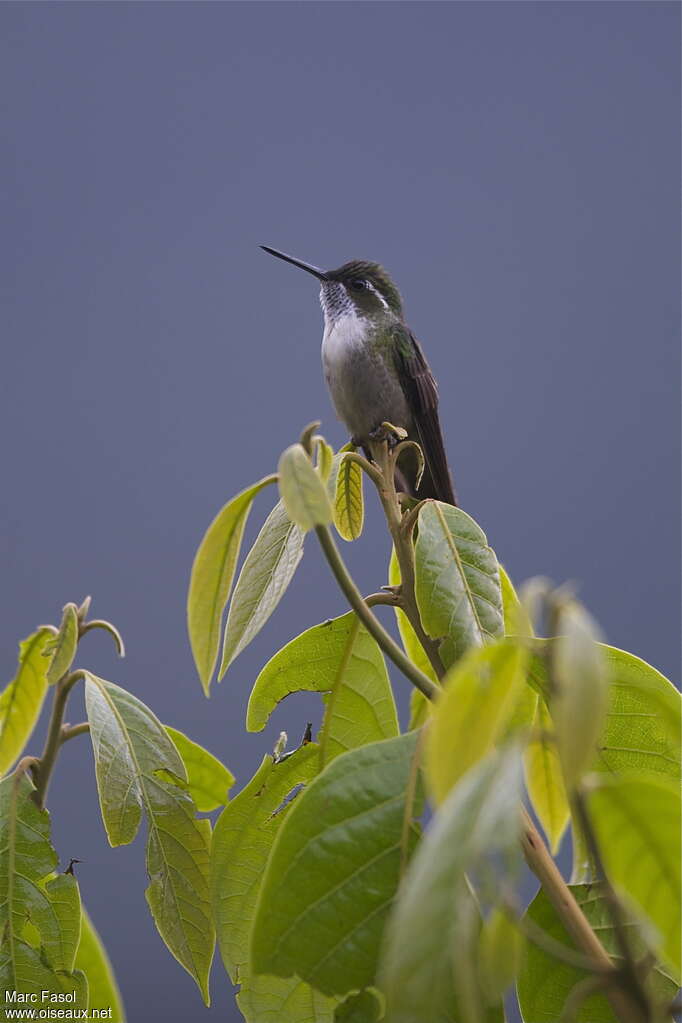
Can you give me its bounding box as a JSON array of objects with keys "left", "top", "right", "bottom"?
[{"left": 1, "top": 425, "right": 679, "bottom": 1023}]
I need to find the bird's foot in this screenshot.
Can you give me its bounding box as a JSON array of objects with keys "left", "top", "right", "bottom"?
[{"left": 369, "top": 421, "right": 408, "bottom": 449}]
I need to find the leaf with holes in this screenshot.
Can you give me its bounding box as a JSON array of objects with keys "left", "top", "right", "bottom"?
[
  {"left": 517, "top": 883, "right": 678, "bottom": 1022},
  {"left": 84, "top": 673, "right": 214, "bottom": 1003},
  {"left": 587, "top": 773, "right": 681, "bottom": 975},
  {"left": 334, "top": 453, "right": 364, "bottom": 541},
  {"left": 165, "top": 725, "right": 235, "bottom": 812},
  {"left": 211, "top": 743, "right": 331, "bottom": 1019},
  {"left": 379, "top": 747, "right": 522, "bottom": 1023},
  {"left": 219, "top": 499, "right": 304, "bottom": 677},
  {"left": 188, "top": 476, "right": 276, "bottom": 695},
  {"left": 0, "top": 629, "right": 53, "bottom": 776},
  {"left": 415, "top": 502, "right": 503, "bottom": 669},
  {"left": 250, "top": 732, "right": 423, "bottom": 996},
  {"left": 0, "top": 771, "right": 86, "bottom": 1007},
  {"left": 247, "top": 613, "right": 398, "bottom": 770}
]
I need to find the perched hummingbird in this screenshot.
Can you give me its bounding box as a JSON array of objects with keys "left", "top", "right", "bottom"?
[{"left": 261, "top": 246, "right": 457, "bottom": 505}]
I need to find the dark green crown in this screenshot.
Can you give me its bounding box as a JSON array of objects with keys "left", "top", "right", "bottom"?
[{"left": 327, "top": 260, "right": 403, "bottom": 315}]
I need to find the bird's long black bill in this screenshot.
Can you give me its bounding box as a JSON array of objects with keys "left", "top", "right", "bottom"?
[{"left": 260, "top": 245, "right": 328, "bottom": 281}]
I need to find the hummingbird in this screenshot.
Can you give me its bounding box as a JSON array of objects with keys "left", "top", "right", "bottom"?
[{"left": 261, "top": 246, "right": 457, "bottom": 506}]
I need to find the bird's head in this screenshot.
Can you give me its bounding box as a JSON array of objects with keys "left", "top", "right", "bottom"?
[{"left": 261, "top": 247, "right": 403, "bottom": 325}]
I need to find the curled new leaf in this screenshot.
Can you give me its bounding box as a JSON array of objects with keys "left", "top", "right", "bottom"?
[
  {"left": 278, "top": 443, "right": 333, "bottom": 531},
  {"left": 46, "top": 604, "right": 79, "bottom": 685},
  {"left": 188, "top": 475, "right": 276, "bottom": 695},
  {"left": 220, "top": 500, "right": 304, "bottom": 678}
]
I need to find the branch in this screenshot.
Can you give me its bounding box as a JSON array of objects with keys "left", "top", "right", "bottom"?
[
  {"left": 314, "top": 525, "right": 439, "bottom": 701},
  {"left": 60, "top": 722, "right": 90, "bottom": 745},
  {"left": 32, "top": 670, "right": 84, "bottom": 808}
]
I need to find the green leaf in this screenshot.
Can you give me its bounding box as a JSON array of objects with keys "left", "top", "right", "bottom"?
[
  {"left": 517, "top": 883, "right": 678, "bottom": 1023},
  {"left": 388, "top": 548, "right": 438, "bottom": 684},
  {"left": 0, "top": 771, "right": 85, "bottom": 1007},
  {"left": 414, "top": 502, "right": 503, "bottom": 669},
  {"left": 211, "top": 744, "right": 331, "bottom": 1021},
  {"left": 379, "top": 747, "right": 521, "bottom": 1023},
  {"left": 165, "top": 725, "right": 235, "bottom": 812},
  {"left": 74, "top": 907, "right": 126, "bottom": 1022},
  {"left": 237, "top": 973, "right": 337, "bottom": 1023},
  {"left": 478, "top": 908, "right": 525, "bottom": 1004},
  {"left": 83, "top": 673, "right": 214, "bottom": 1003},
  {"left": 551, "top": 601, "right": 609, "bottom": 790},
  {"left": 425, "top": 639, "right": 526, "bottom": 804},
  {"left": 524, "top": 700, "right": 569, "bottom": 854},
  {"left": 334, "top": 453, "right": 365, "bottom": 541},
  {"left": 220, "top": 499, "right": 305, "bottom": 677},
  {"left": 278, "top": 443, "right": 333, "bottom": 531},
  {"left": 188, "top": 476, "right": 276, "bottom": 695},
  {"left": 250, "top": 732, "right": 423, "bottom": 996},
  {"left": 587, "top": 773, "right": 681, "bottom": 975},
  {"left": 527, "top": 644, "right": 680, "bottom": 878},
  {"left": 247, "top": 613, "right": 399, "bottom": 769},
  {"left": 211, "top": 743, "right": 319, "bottom": 984},
  {"left": 46, "top": 604, "right": 79, "bottom": 685},
  {"left": 0, "top": 942, "right": 87, "bottom": 1021},
  {"left": 334, "top": 988, "right": 383, "bottom": 1022},
  {"left": 0, "top": 630, "right": 53, "bottom": 776}
]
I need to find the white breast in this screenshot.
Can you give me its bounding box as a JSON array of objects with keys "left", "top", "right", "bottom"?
[{"left": 321, "top": 309, "right": 366, "bottom": 376}]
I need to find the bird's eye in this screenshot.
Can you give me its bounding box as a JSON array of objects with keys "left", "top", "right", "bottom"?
[{"left": 350, "top": 279, "right": 366, "bottom": 291}]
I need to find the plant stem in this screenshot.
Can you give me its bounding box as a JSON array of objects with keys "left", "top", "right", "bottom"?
[
  {"left": 521, "top": 810, "right": 648, "bottom": 1023},
  {"left": 314, "top": 525, "right": 439, "bottom": 701},
  {"left": 60, "top": 722, "right": 90, "bottom": 744},
  {"left": 368, "top": 439, "right": 446, "bottom": 679},
  {"left": 33, "top": 671, "right": 84, "bottom": 808}
]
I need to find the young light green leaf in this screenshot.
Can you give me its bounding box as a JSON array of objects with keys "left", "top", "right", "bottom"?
[
  {"left": 524, "top": 700, "right": 570, "bottom": 854},
  {"left": 517, "top": 883, "right": 678, "bottom": 1023},
  {"left": 415, "top": 502, "right": 503, "bottom": 669},
  {"left": 315, "top": 437, "right": 335, "bottom": 483},
  {"left": 478, "top": 908, "right": 525, "bottom": 1004},
  {"left": 0, "top": 771, "right": 84, "bottom": 1002},
  {"left": 188, "top": 476, "right": 276, "bottom": 695},
  {"left": 211, "top": 743, "right": 319, "bottom": 983},
  {"left": 551, "top": 600, "right": 609, "bottom": 791},
  {"left": 334, "top": 453, "right": 364, "bottom": 541},
  {"left": 237, "top": 973, "right": 337, "bottom": 1023},
  {"left": 425, "top": 639, "right": 526, "bottom": 804},
  {"left": 165, "top": 725, "right": 235, "bottom": 812},
  {"left": 0, "top": 629, "right": 53, "bottom": 776},
  {"left": 247, "top": 612, "right": 399, "bottom": 770},
  {"left": 74, "top": 907, "right": 126, "bottom": 1022},
  {"left": 46, "top": 604, "right": 79, "bottom": 685},
  {"left": 586, "top": 773, "right": 681, "bottom": 975},
  {"left": 83, "top": 673, "right": 214, "bottom": 1003},
  {"left": 250, "top": 732, "right": 423, "bottom": 996},
  {"left": 278, "top": 443, "right": 333, "bottom": 531},
  {"left": 379, "top": 747, "right": 522, "bottom": 1023},
  {"left": 220, "top": 500, "right": 304, "bottom": 677}
]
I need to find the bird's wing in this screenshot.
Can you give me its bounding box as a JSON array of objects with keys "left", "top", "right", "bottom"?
[{"left": 391, "top": 325, "right": 457, "bottom": 505}]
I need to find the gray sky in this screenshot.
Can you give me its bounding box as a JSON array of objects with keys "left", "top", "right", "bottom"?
[{"left": 1, "top": 3, "right": 679, "bottom": 1021}]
